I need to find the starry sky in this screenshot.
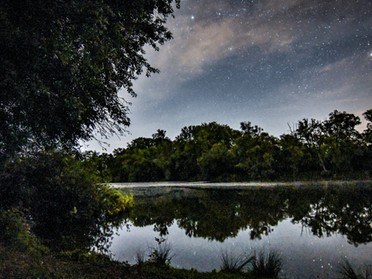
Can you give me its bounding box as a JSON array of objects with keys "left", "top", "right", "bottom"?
[{"left": 86, "top": 0, "right": 372, "bottom": 152}]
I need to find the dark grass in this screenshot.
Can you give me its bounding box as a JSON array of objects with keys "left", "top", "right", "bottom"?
[
  {"left": 338, "top": 260, "right": 372, "bottom": 279},
  {"left": 251, "top": 250, "right": 283, "bottom": 278},
  {"left": 220, "top": 250, "right": 255, "bottom": 273},
  {"left": 148, "top": 242, "right": 174, "bottom": 266}
]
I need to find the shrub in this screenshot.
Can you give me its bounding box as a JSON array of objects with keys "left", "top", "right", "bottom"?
[
  {"left": 251, "top": 250, "right": 283, "bottom": 278},
  {"left": 219, "top": 250, "right": 255, "bottom": 273},
  {"left": 148, "top": 241, "right": 174, "bottom": 266},
  {"left": 0, "top": 208, "right": 46, "bottom": 254},
  {"left": 0, "top": 151, "right": 133, "bottom": 252}
]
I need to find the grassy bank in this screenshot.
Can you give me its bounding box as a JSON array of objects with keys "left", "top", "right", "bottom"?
[
  {"left": 0, "top": 216, "right": 276, "bottom": 279},
  {"left": 0, "top": 243, "right": 266, "bottom": 279}
]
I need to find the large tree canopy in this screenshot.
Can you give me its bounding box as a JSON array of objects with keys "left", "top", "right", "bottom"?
[{"left": 0, "top": 0, "right": 180, "bottom": 155}]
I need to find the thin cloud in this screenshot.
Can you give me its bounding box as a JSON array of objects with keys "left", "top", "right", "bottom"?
[{"left": 84, "top": 0, "right": 372, "bottom": 153}]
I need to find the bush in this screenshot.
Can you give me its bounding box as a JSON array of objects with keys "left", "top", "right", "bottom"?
[
  {"left": 0, "top": 151, "right": 133, "bottom": 252},
  {"left": 148, "top": 241, "right": 174, "bottom": 266},
  {"left": 251, "top": 250, "right": 283, "bottom": 278},
  {"left": 0, "top": 208, "right": 46, "bottom": 254},
  {"left": 219, "top": 250, "right": 254, "bottom": 273}
]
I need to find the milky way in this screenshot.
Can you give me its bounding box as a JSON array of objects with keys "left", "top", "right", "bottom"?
[{"left": 87, "top": 0, "right": 372, "bottom": 152}]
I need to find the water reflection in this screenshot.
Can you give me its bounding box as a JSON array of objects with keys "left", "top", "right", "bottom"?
[
  {"left": 122, "top": 182, "right": 372, "bottom": 245},
  {"left": 111, "top": 182, "right": 372, "bottom": 278}
]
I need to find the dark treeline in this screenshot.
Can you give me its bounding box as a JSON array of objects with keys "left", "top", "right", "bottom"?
[{"left": 85, "top": 109, "right": 372, "bottom": 182}]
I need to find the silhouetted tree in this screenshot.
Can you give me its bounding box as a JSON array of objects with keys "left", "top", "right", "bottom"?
[
  {"left": 0, "top": 0, "right": 180, "bottom": 156},
  {"left": 295, "top": 118, "right": 328, "bottom": 174},
  {"left": 0, "top": 0, "right": 179, "bottom": 251},
  {"left": 363, "top": 109, "right": 372, "bottom": 144},
  {"left": 277, "top": 134, "right": 305, "bottom": 179},
  {"left": 323, "top": 110, "right": 362, "bottom": 172}
]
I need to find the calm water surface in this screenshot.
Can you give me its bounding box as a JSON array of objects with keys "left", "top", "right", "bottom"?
[{"left": 109, "top": 182, "right": 372, "bottom": 279}]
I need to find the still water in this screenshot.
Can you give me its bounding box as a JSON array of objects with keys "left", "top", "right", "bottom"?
[{"left": 109, "top": 182, "right": 372, "bottom": 278}]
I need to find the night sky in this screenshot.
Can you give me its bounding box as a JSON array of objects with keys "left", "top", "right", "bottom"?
[{"left": 86, "top": 0, "right": 372, "bottom": 152}]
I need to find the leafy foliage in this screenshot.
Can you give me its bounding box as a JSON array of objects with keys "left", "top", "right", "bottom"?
[
  {"left": 0, "top": 0, "right": 179, "bottom": 256},
  {"left": 0, "top": 0, "right": 180, "bottom": 154},
  {"left": 0, "top": 208, "right": 45, "bottom": 254},
  {"left": 97, "top": 109, "right": 372, "bottom": 182},
  {"left": 0, "top": 151, "right": 133, "bottom": 251}
]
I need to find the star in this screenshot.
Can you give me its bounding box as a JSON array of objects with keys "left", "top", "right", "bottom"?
[{"left": 86, "top": 0, "right": 372, "bottom": 153}]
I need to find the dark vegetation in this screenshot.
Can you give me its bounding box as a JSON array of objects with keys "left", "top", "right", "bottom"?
[
  {"left": 0, "top": 0, "right": 190, "bottom": 277},
  {"left": 86, "top": 109, "right": 372, "bottom": 182},
  {"left": 338, "top": 260, "right": 372, "bottom": 279}
]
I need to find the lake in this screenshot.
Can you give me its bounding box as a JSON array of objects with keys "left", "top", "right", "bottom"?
[{"left": 109, "top": 181, "right": 372, "bottom": 278}]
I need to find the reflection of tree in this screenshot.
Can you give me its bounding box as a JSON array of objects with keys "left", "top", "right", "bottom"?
[
  {"left": 127, "top": 183, "right": 372, "bottom": 245},
  {"left": 296, "top": 185, "right": 372, "bottom": 245}
]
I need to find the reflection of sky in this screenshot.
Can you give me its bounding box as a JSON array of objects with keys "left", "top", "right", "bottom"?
[
  {"left": 110, "top": 219, "right": 372, "bottom": 279},
  {"left": 86, "top": 0, "right": 372, "bottom": 152}
]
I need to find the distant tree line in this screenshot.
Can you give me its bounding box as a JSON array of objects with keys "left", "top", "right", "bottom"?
[{"left": 84, "top": 109, "right": 372, "bottom": 182}]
